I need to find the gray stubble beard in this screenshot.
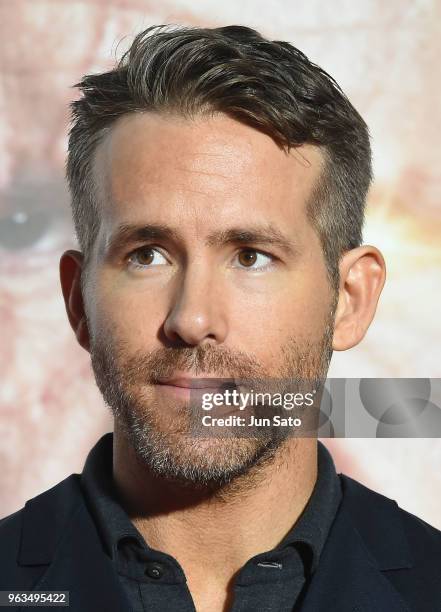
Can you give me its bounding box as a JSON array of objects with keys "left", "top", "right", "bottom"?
[{"left": 90, "top": 313, "right": 335, "bottom": 492}]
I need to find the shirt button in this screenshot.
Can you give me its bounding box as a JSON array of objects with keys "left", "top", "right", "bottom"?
[{"left": 144, "top": 561, "right": 165, "bottom": 579}]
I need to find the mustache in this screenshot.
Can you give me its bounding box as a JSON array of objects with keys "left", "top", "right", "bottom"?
[{"left": 93, "top": 341, "right": 265, "bottom": 383}]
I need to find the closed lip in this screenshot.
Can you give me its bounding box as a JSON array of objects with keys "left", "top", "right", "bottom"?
[{"left": 156, "top": 377, "right": 226, "bottom": 389}]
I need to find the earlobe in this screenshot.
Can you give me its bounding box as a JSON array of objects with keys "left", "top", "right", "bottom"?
[
  {"left": 332, "top": 245, "right": 386, "bottom": 352},
  {"left": 75, "top": 317, "right": 91, "bottom": 352},
  {"left": 59, "top": 250, "right": 91, "bottom": 353}
]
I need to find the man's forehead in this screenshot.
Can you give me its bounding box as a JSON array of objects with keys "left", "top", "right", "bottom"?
[{"left": 94, "top": 111, "right": 323, "bottom": 185}]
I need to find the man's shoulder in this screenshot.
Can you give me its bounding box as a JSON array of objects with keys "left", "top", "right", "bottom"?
[
  {"left": 0, "top": 473, "right": 84, "bottom": 576},
  {"left": 3, "top": 471, "right": 81, "bottom": 507},
  {"left": 340, "top": 472, "right": 441, "bottom": 546},
  {"left": 0, "top": 472, "right": 83, "bottom": 527}
]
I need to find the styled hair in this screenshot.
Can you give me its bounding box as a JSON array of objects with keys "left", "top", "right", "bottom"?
[{"left": 67, "top": 24, "right": 372, "bottom": 289}]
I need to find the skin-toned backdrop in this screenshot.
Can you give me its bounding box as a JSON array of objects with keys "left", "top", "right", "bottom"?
[{"left": 1, "top": 1, "right": 440, "bottom": 526}]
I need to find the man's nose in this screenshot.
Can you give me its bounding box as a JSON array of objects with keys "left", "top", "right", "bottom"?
[{"left": 162, "top": 264, "right": 228, "bottom": 346}]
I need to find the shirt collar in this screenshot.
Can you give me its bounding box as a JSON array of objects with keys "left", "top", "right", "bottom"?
[
  {"left": 277, "top": 439, "right": 342, "bottom": 573},
  {"left": 80, "top": 433, "right": 342, "bottom": 573},
  {"left": 81, "top": 432, "right": 145, "bottom": 559}
]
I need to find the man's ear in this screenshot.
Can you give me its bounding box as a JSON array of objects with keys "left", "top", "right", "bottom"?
[
  {"left": 59, "top": 250, "right": 91, "bottom": 353},
  {"left": 333, "top": 245, "right": 386, "bottom": 351}
]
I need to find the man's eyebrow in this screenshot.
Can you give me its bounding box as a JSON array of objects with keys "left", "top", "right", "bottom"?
[
  {"left": 206, "top": 225, "right": 299, "bottom": 256},
  {"left": 106, "top": 223, "right": 180, "bottom": 253},
  {"left": 106, "top": 222, "right": 298, "bottom": 257}
]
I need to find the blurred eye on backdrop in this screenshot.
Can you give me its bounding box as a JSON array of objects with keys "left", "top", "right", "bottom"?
[
  {"left": 0, "top": 176, "right": 72, "bottom": 270},
  {"left": 0, "top": 209, "right": 51, "bottom": 250}
]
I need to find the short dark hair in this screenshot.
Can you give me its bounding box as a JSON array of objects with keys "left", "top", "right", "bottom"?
[{"left": 67, "top": 24, "right": 372, "bottom": 289}]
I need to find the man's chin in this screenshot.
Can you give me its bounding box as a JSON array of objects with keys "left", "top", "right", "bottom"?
[{"left": 124, "top": 427, "right": 284, "bottom": 490}]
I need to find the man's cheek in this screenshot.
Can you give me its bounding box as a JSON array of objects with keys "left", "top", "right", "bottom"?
[{"left": 92, "top": 296, "right": 162, "bottom": 347}]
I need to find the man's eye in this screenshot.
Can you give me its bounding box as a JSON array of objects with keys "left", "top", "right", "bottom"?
[
  {"left": 128, "top": 247, "right": 168, "bottom": 268},
  {"left": 234, "top": 249, "right": 273, "bottom": 270}
]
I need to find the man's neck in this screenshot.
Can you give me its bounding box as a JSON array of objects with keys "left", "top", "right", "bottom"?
[{"left": 112, "top": 428, "right": 318, "bottom": 581}]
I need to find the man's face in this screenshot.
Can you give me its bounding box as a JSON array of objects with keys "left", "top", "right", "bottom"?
[{"left": 85, "top": 112, "right": 336, "bottom": 487}]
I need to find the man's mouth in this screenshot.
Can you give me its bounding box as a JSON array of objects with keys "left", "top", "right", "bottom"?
[
  {"left": 154, "top": 376, "right": 239, "bottom": 403},
  {"left": 156, "top": 376, "right": 223, "bottom": 389}
]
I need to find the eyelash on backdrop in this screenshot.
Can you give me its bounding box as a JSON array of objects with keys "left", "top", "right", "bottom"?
[{"left": 125, "top": 245, "right": 278, "bottom": 272}]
